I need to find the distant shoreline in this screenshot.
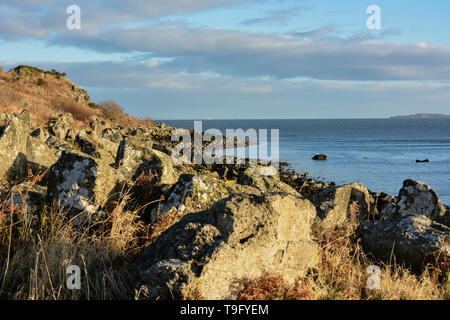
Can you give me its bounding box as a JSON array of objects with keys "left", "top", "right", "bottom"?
[
  {"left": 389, "top": 113, "right": 450, "bottom": 119},
  {"left": 155, "top": 116, "right": 450, "bottom": 121}
]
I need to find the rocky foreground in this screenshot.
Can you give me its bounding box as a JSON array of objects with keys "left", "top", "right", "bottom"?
[{"left": 0, "top": 110, "right": 449, "bottom": 300}]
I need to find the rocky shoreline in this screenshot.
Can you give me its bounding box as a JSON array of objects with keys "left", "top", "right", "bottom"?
[{"left": 0, "top": 110, "right": 449, "bottom": 299}]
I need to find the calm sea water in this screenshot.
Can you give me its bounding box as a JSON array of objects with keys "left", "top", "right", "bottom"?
[{"left": 157, "top": 119, "right": 450, "bottom": 205}]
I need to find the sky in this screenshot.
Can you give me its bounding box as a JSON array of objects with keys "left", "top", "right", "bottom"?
[{"left": 1, "top": 0, "right": 450, "bottom": 119}]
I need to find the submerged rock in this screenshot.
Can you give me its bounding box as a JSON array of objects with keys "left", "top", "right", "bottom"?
[
  {"left": 358, "top": 215, "right": 450, "bottom": 272},
  {"left": 138, "top": 193, "right": 319, "bottom": 299},
  {"left": 312, "top": 154, "right": 328, "bottom": 161},
  {"left": 397, "top": 180, "right": 445, "bottom": 219}
]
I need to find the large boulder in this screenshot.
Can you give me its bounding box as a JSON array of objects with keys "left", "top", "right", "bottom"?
[
  {"left": 397, "top": 180, "right": 445, "bottom": 219},
  {"left": 237, "top": 165, "right": 299, "bottom": 195},
  {"left": 155, "top": 173, "right": 260, "bottom": 221},
  {"left": 47, "top": 150, "right": 118, "bottom": 223},
  {"left": 47, "top": 113, "right": 73, "bottom": 140},
  {"left": 0, "top": 110, "right": 32, "bottom": 181},
  {"left": 138, "top": 193, "right": 319, "bottom": 300},
  {"left": 26, "top": 127, "right": 58, "bottom": 170},
  {"left": 74, "top": 129, "right": 101, "bottom": 158},
  {"left": 10, "top": 183, "right": 47, "bottom": 215},
  {"left": 374, "top": 192, "right": 398, "bottom": 220},
  {"left": 313, "top": 183, "right": 373, "bottom": 226},
  {"left": 115, "top": 137, "right": 177, "bottom": 184},
  {"left": 102, "top": 127, "right": 123, "bottom": 143},
  {"left": 358, "top": 215, "right": 450, "bottom": 272}
]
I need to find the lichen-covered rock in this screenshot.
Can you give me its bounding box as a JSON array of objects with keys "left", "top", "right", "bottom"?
[
  {"left": 74, "top": 129, "right": 100, "bottom": 158},
  {"left": 26, "top": 128, "right": 58, "bottom": 170},
  {"left": 358, "top": 215, "right": 450, "bottom": 272},
  {"left": 155, "top": 173, "right": 260, "bottom": 221},
  {"left": 0, "top": 110, "right": 31, "bottom": 181},
  {"left": 47, "top": 150, "right": 118, "bottom": 222},
  {"left": 47, "top": 113, "right": 73, "bottom": 140},
  {"left": 10, "top": 183, "right": 46, "bottom": 214},
  {"left": 237, "top": 165, "right": 299, "bottom": 195},
  {"left": 313, "top": 183, "right": 373, "bottom": 226},
  {"left": 102, "top": 128, "right": 123, "bottom": 143},
  {"left": 397, "top": 180, "right": 445, "bottom": 219},
  {"left": 115, "top": 137, "right": 176, "bottom": 184},
  {"left": 44, "top": 135, "right": 74, "bottom": 157},
  {"left": 138, "top": 193, "right": 319, "bottom": 299},
  {"left": 436, "top": 209, "right": 450, "bottom": 228}
]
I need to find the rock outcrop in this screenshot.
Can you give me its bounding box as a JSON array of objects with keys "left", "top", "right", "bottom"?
[
  {"left": 0, "top": 110, "right": 32, "bottom": 181},
  {"left": 138, "top": 193, "right": 319, "bottom": 299},
  {"left": 237, "top": 165, "right": 299, "bottom": 195},
  {"left": 115, "top": 137, "right": 177, "bottom": 184},
  {"left": 154, "top": 173, "right": 260, "bottom": 221},
  {"left": 47, "top": 150, "right": 118, "bottom": 223},
  {"left": 47, "top": 113, "right": 73, "bottom": 141},
  {"left": 358, "top": 215, "right": 450, "bottom": 272},
  {"left": 397, "top": 179, "right": 445, "bottom": 219},
  {"left": 313, "top": 183, "right": 373, "bottom": 226}
]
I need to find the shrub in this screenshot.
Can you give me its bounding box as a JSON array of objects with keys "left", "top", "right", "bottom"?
[
  {"left": 13, "top": 65, "right": 45, "bottom": 77},
  {"left": 98, "top": 100, "right": 124, "bottom": 114},
  {"left": 36, "top": 78, "right": 47, "bottom": 86},
  {"left": 52, "top": 98, "right": 93, "bottom": 122},
  {"left": 88, "top": 102, "right": 100, "bottom": 109}
]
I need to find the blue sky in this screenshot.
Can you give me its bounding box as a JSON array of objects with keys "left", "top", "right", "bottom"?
[{"left": 1, "top": 0, "right": 450, "bottom": 119}]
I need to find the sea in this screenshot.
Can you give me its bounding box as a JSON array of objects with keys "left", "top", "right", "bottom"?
[{"left": 156, "top": 119, "right": 450, "bottom": 205}]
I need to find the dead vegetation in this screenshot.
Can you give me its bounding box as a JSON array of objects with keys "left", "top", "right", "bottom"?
[
  {"left": 235, "top": 201, "right": 449, "bottom": 300},
  {"left": 0, "top": 65, "right": 152, "bottom": 129}
]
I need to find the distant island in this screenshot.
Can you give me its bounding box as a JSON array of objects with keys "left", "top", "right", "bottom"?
[{"left": 390, "top": 113, "right": 450, "bottom": 119}]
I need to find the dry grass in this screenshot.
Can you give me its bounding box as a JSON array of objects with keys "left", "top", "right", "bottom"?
[
  {"left": 236, "top": 204, "right": 449, "bottom": 300},
  {"left": 0, "top": 171, "right": 147, "bottom": 300},
  {"left": 237, "top": 275, "right": 315, "bottom": 300},
  {"left": 147, "top": 208, "right": 186, "bottom": 245},
  {"left": 51, "top": 98, "right": 94, "bottom": 122}
]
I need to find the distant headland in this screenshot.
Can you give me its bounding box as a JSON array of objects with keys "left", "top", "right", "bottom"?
[{"left": 390, "top": 113, "right": 450, "bottom": 119}]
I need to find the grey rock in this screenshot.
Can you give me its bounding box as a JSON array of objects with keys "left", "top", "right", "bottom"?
[
  {"left": 313, "top": 183, "right": 373, "bottom": 226},
  {"left": 155, "top": 173, "right": 260, "bottom": 221},
  {"left": 138, "top": 193, "right": 319, "bottom": 299},
  {"left": 47, "top": 150, "right": 118, "bottom": 223},
  {"left": 115, "top": 137, "right": 176, "bottom": 184},
  {"left": 359, "top": 214, "right": 450, "bottom": 272},
  {"left": 47, "top": 113, "right": 73, "bottom": 141},
  {"left": 397, "top": 179, "right": 445, "bottom": 219}
]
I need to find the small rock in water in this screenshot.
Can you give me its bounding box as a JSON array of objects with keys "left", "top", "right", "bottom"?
[{"left": 312, "top": 154, "right": 328, "bottom": 161}]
